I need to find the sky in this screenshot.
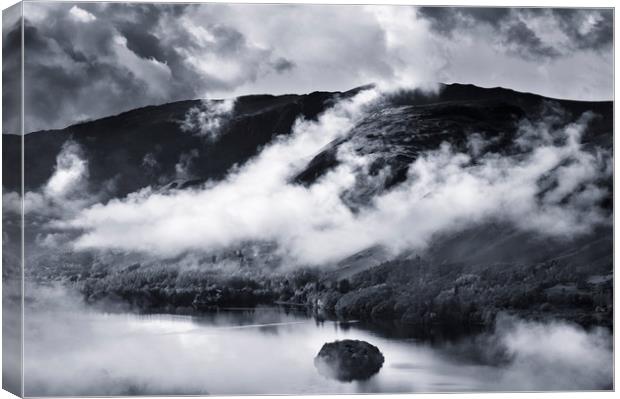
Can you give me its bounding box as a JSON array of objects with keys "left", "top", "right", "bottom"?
[{"left": 1, "top": 3, "right": 614, "bottom": 132}]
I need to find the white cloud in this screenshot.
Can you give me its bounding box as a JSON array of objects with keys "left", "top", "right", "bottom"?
[
  {"left": 20, "top": 3, "right": 612, "bottom": 132},
  {"left": 366, "top": 5, "right": 447, "bottom": 91},
  {"left": 44, "top": 141, "right": 88, "bottom": 199},
  {"left": 3, "top": 140, "right": 101, "bottom": 220},
  {"left": 60, "top": 90, "right": 611, "bottom": 266},
  {"left": 60, "top": 89, "right": 378, "bottom": 260},
  {"left": 180, "top": 99, "right": 236, "bottom": 141},
  {"left": 182, "top": 5, "right": 612, "bottom": 101},
  {"left": 69, "top": 6, "right": 96, "bottom": 23},
  {"left": 490, "top": 314, "right": 613, "bottom": 390}
]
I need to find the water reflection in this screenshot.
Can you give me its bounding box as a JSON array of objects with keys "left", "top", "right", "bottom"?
[{"left": 23, "top": 304, "right": 613, "bottom": 396}]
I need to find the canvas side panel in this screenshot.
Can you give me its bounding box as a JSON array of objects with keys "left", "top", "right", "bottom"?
[{"left": 2, "top": 2, "right": 23, "bottom": 397}]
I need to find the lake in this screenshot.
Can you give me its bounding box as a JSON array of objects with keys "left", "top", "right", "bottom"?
[{"left": 23, "top": 300, "right": 613, "bottom": 396}]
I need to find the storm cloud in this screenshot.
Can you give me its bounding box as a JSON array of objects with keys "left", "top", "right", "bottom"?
[{"left": 2, "top": 3, "right": 612, "bottom": 132}]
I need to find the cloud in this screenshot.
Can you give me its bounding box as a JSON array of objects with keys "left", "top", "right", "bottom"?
[
  {"left": 13, "top": 4, "right": 612, "bottom": 132},
  {"left": 417, "top": 7, "right": 612, "bottom": 59},
  {"left": 3, "top": 140, "right": 101, "bottom": 219},
  {"left": 59, "top": 88, "right": 380, "bottom": 261},
  {"left": 271, "top": 58, "right": 295, "bottom": 73},
  {"left": 503, "top": 20, "right": 560, "bottom": 60},
  {"left": 69, "top": 6, "right": 96, "bottom": 23},
  {"left": 44, "top": 141, "right": 88, "bottom": 199},
  {"left": 549, "top": 8, "right": 613, "bottom": 51},
  {"left": 18, "top": 2, "right": 298, "bottom": 132},
  {"left": 2, "top": 4, "right": 23, "bottom": 134},
  {"left": 174, "top": 149, "right": 199, "bottom": 180},
  {"left": 58, "top": 90, "right": 611, "bottom": 266},
  {"left": 180, "top": 99, "right": 236, "bottom": 141},
  {"left": 490, "top": 314, "right": 613, "bottom": 390}
]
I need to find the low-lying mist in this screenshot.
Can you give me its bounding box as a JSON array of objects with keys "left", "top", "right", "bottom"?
[
  {"left": 22, "top": 285, "right": 613, "bottom": 395},
  {"left": 490, "top": 315, "right": 613, "bottom": 390}
]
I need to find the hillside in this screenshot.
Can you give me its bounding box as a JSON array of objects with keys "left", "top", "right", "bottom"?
[
  {"left": 7, "top": 83, "right": 613, "bottom": 330},
  {"left": 4, "top": 87, "right": 363, "bottom": 196},
  {"left": 6, "top": 83, "right": 611, "bottom": 198}
]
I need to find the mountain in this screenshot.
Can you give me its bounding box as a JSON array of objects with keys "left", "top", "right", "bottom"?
[
  {"left": 4, "top": 83, "right": 613, "bottom": 328},
  {"left": 5, "top": 83, "right": 611, "bottom": 200},
  {"left": 295, "top": 85, "right": 611, "bottom": 207},
  {"left": 4, "top": 86, "right": 364, "bottom": 195}
]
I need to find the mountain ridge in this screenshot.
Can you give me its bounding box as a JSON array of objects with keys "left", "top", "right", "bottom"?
[{"left": 12, "top": 82, "right": 613, "bottom": 138}]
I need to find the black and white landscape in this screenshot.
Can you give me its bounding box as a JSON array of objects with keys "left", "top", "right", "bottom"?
[{"left": 2, "top": 3, "right": 614, "bottom": 396}]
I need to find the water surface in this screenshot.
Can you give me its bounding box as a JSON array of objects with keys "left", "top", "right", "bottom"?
[{"left": 23, "top": 303, "right": 613, "bottom": 396}]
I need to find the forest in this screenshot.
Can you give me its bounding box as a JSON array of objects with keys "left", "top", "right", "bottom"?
[{"left": 29, "top": 243, "right": 611, "bottom": 331}]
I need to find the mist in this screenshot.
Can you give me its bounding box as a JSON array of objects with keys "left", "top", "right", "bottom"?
[
  {"left": 180, "top": 99, "right": 237, "bottom": 141},
  {"left": 490, "top": 314, "right": 613, "bottom": 390},
  {"left": 3, "top": 140, "right": 102, "bottom": 219},
  {"left": 23, "top": 285, "right": 612, "bottom": 395},
  {"left": 55, "top": 88, "right": 611, "bottom": 266}
]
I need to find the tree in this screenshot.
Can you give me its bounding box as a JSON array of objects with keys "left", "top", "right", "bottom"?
[{"left": 338, "top": 279, "right": 351, "bottom": 294}]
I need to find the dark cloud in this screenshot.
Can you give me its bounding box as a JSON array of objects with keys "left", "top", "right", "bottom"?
[
  {"left": 417, "top": 7, "right": 613, "bottom": 60},
  {"left": 459, "top": 7, "right": 511, "bottom": 26},
  {"left": 20, "top": 2, "right": 298, "bottom": 132},
  {"left": 10, "top": 4, "right": 614, "bottom": 132},
  {"left": 119, "top": 26, "right": 166, "bottom": 62},
  {"left": 417, "top": 7, "right": 510, "bottom": 34},
  {"left": 20, "top": 17, "right": 154, "bottom": 131},
  {"left": 2, "top": 4, "right": 23, "bottom": 135},
  {"left": 271, "top": 57, "right": 295, "bottom": 73},
  {"left": 550, "top": 8, "right": 613, "bottom": 51},
  {"left": 504, "top": 21, "right": 561, "bottom": 60}
]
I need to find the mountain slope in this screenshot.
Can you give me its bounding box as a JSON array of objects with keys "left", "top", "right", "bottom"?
[
  {"left": 294, "top": 86, "right": 612, "bottom": 209},
  {"left": 6, "top": 87, "right": 363, "bottom": 196},
  {"left": 9, "top": 83, "right": 612, "bottom": 329},
  {"left": 6, "top": 83, "right": 611, "bottom": 200}
]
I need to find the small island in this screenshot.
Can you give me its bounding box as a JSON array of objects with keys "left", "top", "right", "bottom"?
[{"left": 314, "top": 339, "right": 385, "bottom": 382}]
